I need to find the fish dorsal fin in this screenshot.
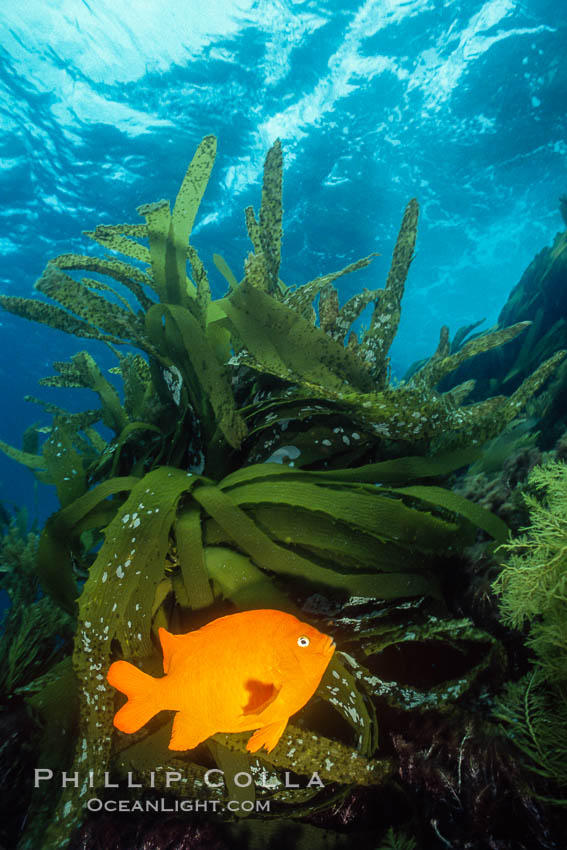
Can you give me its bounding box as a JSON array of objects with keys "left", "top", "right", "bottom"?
[{"left": 158, "top": 627, "right": 182, "bottom": 674}]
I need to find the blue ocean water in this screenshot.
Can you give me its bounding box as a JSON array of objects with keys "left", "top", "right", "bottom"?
[{"left": 0, "top": 0, "right": 565, "bottom": 523}]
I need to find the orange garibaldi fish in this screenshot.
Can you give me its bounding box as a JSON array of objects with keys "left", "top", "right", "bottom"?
[{"left": 107, "top": 609, "right": 336, "bottom": 753}]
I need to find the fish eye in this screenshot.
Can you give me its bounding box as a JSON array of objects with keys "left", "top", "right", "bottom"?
[{"left": 297, "top": 636, "right": 310, "bottom": 647}]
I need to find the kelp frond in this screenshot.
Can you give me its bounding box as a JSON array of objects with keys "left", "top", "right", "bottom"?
[{"left": 1, "top": 134, "right": 563, "bottom": 486}]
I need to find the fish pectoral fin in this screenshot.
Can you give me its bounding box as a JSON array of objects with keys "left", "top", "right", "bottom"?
[
  {"left": 168, "top": 711, "right": 209, "bottom": 751},
  {"left": 241, "top": 679, "right": 281, "bottom": 716},
  {"left": 246, "top": 718, "right": 289, "bottom": 753}
]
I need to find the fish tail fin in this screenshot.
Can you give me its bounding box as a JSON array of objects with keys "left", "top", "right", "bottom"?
[{"left": 107, "top": 660, "right": 160, "bottom": 733}]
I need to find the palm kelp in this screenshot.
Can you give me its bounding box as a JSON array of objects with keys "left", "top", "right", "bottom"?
[
  {"left": 0, "top": 137, "right": 565, "bottom": 849},
  {"left": 1, "top": 137, "right": 563, "bottom": 484}
]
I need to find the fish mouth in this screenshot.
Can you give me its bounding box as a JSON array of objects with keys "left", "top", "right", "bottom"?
[{"left": 325, "top": 636, "right": 336, "bottom": 654}]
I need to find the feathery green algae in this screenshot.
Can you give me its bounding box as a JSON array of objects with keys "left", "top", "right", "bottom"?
[{"left": 492, "top": 461, "right": 567, "bottom": 797}]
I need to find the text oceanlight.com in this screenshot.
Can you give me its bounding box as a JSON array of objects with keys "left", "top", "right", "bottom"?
[{"left": 86, "top": 798, "right": 271, "bottom": 813}]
